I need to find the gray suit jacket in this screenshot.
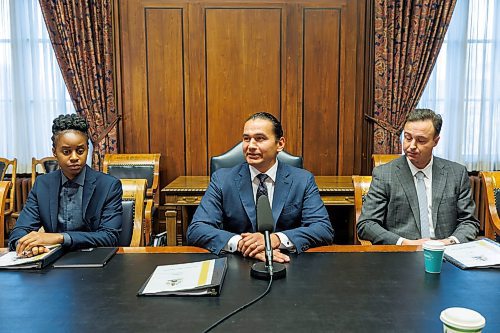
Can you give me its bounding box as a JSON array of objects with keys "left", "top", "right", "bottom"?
[{"left": 357, "top": 156, "right": 479, "bottom": 244}]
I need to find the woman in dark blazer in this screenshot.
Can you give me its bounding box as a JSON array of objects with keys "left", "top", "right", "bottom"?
[{"left": 9, "top": 114, "right": 122, "bottom": 256}]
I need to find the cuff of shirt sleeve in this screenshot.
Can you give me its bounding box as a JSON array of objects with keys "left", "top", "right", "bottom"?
[
  {"left": 224, "top": 235, "right": 242, "bottom": 253},
  {"left": 449, "top": 236, "right": 459, "bottom": 244},
  {"left": 396, "top": 237, "right": 405, "bottom": 245},
  {"left": 275, "top": 232, "right": 295, "bottom": 251},
  {"left": 62, "top": 233, "right": 72, "bottom": 247}
]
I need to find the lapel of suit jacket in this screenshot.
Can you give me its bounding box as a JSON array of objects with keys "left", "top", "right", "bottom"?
[
  {"left": 395, "top": 157, "right": 421, "bottom": 231},
  {"left": 272, "top": 162, "right": 291, "bottom": 226},
  {"left": 431, "top": 157, "right": 447, "bottom": 228},
  {"left": 49, "top": 170, "right": 62, "bottom": 232},
  {"left": 82, "top": 166, "right": 97, "bottom": 219},
  {"left": 237, "top": 164, "right": 257, "bottom": 231}
]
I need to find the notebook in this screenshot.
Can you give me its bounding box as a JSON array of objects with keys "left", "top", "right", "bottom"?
[{"left": 53, "top": 247, "right": 118, "bottom": 268}]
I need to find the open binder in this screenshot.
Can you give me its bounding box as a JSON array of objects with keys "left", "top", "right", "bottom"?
[
  {"left": 444, "top": 238, "right": 500, "bottom": 269},
  {"left": 0, "top": 245, "right": 64, "bottom": 270},
  {"left": 137, "top": 257, "right": 228, "bottom": 296}
]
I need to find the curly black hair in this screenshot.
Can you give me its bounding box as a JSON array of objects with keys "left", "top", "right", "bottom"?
[{"left": 51, "top": 114, "right": 89, "bottom": 148}]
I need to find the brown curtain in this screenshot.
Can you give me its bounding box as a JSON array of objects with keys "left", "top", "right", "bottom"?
[
  {"left": 39, "top": 0, "right": 119, "bottom": 169},
  {"left": 371, "top": 0, "right": 456, "bottom": 153}
]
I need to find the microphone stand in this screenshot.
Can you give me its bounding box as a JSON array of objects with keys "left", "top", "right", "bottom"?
[
  {"left": 250, "top": 231, "right": 286, "bottom": 280},
  {"left": 264, "top": 230, "right": 274, "bottom": 276}
]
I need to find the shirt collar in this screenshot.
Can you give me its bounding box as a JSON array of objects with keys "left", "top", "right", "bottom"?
[
  {"left": 60, "top": 166, "right": 86, "bottom": 187},
  {"left": 406, "top": 155, "right": 433, "bottom": 179},
  {"left": 249, "top": 160, "right": 278, "bottom": 183}
]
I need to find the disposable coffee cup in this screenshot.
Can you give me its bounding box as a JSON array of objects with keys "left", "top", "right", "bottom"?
[
  {"left": 423, "top": 240, "right": 445, "bottom": 273},
  {"left": 440, "top": 307, "right": 485, "bottom": 333}
]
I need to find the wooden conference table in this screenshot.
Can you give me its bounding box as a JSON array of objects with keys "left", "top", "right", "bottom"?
[
  {"left": 162, "top": 176, "right": 354, "bottom": 245},
  {"left": 1, "top": 246, "right": 499, "bottom": 332}
]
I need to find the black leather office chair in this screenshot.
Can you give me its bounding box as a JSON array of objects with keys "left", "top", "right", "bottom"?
[
  {"left": 210, "top": 142, "right": 303, "bottom": 175},
  {"left": 352, "top": 176, "right": 373, "bottom": 246},
  {"left": 31, "top": 157, "right": 59, "bottom": 185},
  {"left": 103, "top": 154, "right": 160, "bottom": 246},
  {"left": 0, "top": 157, "right": 17, "bottom": 237},
  {"left": 118, "top": 179, "right": 146, "bottom": 247},
  {"left": 481, "top": 171, "right": 500, "bottom": 242}
]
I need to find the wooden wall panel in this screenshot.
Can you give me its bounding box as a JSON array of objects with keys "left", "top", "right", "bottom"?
[
  {"left": 115, "top": 0, "right": 371, "bottom": 195},
  {"left": 146, "top": 9, "right": 186, "bottom": 188},
  {"left": 205, "top": 8, "right": 282, "bottom": 157},
  {"left": 303, "top": 8, "right": 340, "bottom": 175},
  {"left": 118, "top": 0, "right": 150, "bottom": 153}
]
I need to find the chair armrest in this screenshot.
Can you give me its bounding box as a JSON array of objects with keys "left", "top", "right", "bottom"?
[
  {"left": 359, "top": 239, "right": 373, "bottom": 246},
  {"left": 144, "top": 199, "right": 154, "bottom": 246}
]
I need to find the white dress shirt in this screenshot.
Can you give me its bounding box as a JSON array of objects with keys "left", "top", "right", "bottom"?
[{"left": 224, "top": 160, "right": 295, "bottom": 252}]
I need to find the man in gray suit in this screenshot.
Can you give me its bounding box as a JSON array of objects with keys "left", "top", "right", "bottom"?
[{"left": 357, "top": 109, "right": 479, "bottom": 245}]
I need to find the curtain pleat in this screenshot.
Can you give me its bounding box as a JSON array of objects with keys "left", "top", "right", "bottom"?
[
  {"left": 38, "top": 0, "right": 118, "bottom": 169},
  {"left": 372, "top": 0, "right": 456, "bottom": 153}
]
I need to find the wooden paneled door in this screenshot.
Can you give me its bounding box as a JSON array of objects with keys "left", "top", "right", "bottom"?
[{"left": 114, "top": 0, "right": 371, "bottom": 193}]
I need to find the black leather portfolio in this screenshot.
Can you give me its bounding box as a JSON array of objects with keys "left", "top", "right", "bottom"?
[{"left": 53, "top": 247, "right": 118, "bottom": 268}]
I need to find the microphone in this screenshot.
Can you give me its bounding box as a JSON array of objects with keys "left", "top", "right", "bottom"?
[
  {"left": 257, "top": 195, "right": 274, "bottom": 274},
  {"left": 250, "top": 195, "right": 286, "bottom": 280}
]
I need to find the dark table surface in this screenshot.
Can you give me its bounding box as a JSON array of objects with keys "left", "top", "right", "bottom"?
[{"left": 0, "top": 251, "right": 499, "bottom": 333}]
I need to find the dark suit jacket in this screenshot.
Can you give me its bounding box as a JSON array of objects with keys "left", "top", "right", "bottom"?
[
  {"left": 9, "top": 166, "right": 123, "bottom": 250},
  {"left": 187, "top": 162, "right": 334, "bottom": 254},
  {"left": 357, "top": 156, "right": 479, "bottom": 244}
]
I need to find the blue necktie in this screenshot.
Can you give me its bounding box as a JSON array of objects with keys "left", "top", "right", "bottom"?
[
  {"left": 256, "top": 174, "right": 269, "bottom": 203},
  {"left": 415, "top": 171, "right": 430, "bottom": 238}
]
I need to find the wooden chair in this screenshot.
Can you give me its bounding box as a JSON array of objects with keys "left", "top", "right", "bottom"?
[
  {"left": 372, "top": 154, "right": 401, "bottom": 168},
  {"left": 103, "top": 154, "right": 161, "bottom": 246},
  {"left": 352, "top": 175, "right": 373, "bottom": 245},
  {"left": 480, "top": 171, "right": 500, "bottom": 241},
  {"left": 31, "top": 156, "right": 59, "bottom": 185},
  {"left": 6, "top": 157, "right": 55, "bottom": 231},
  {"left": 0, "top": 181, "right": 12, "bottom": 247},
  {"left": 0, "top": 158, "right": 17, "bottom": 236},
  {"left": 119, "top": 179, "right": 147, "bottom": 247}
]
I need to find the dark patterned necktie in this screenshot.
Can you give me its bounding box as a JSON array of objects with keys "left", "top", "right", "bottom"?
[{"left": 256, "top": 173, "right": 269, "bottom": 203}]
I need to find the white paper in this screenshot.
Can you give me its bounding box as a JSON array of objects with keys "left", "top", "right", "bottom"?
[
  {"left": 142, "top": 259, "right": 215, "bottom": 294},
  {"left": 0, "top": 249, "right": 51, "bottom": 267},
  {"left": 444, "top": 239, "right": 500, "bottom": 268}
]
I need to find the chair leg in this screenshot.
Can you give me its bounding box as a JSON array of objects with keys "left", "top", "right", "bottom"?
[{"left": 165, "top": 210, "right": 177, "bottom": 246}]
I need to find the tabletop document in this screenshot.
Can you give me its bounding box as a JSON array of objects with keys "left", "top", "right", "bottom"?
[
  {"left": 444, "top": 238, "right": 500, "bottom": 269},
  {"left": 138, "top": 257, "right": 227, "bottom": 296}
]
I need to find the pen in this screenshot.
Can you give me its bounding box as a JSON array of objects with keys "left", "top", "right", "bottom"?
[
  {"left": 14, "top": 245, "right": 59, "bottom": 259},
  {"left": 14, "top": 250, "right": 32, "bottom": 260}
]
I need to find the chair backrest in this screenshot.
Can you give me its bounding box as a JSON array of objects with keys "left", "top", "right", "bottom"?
[
  {"left": 118, "top": 179, "right": 147, "bottom": 247},
  {"left": 210, "top": 142, "right": 303, "bottom": 175},
  {"left": 352, "top": 175, "right": 373, "bottom": 245},
  {"left": 0, "top": 181, "right": 12, "bottom": 247},
  {"left": 480, "top": 171, "right": 500, "bottom": 241},
  {"left": 103, "top": 154, "right": 160, "bottom": 202},
  {"left": 372, "top": 154, "right": 401, "bottom": 169},
  {"left": 0, "top": 158, "right": 16, "bottom": 215},
  {"left": 31, "top": 157, "right": 59, "bottom": 185}
]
